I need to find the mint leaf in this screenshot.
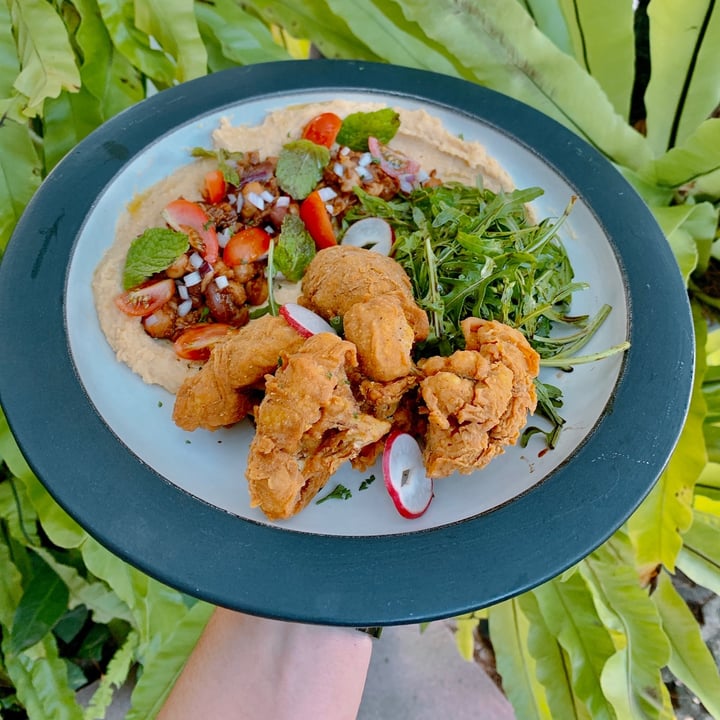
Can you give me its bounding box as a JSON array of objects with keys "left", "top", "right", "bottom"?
[
  {"left": 274, "top": 214, "right": 316, "bottom": 282},
  {"left": 123, "top": 228, "right": 189, "bottom": 289},
  {"left": 275, "top": 139, "right": 330, "bottom": 199},
  {"left": 336, "top": 108, "right": 400, "bottom": 151},
  {"left": 190, "top": 146, "right": 242, "bottom": 186}
]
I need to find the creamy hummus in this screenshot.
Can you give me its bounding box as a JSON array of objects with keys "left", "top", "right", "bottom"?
[{"left": 93, "top": 100, "right": 515, "bottom": 394}]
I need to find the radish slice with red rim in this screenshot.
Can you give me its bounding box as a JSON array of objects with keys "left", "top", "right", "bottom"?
[
  {"left": 279, "top": 303, "right": 337, "bottom": 338},
  {"left": 341, "top": 217, "right": 393, "bottom": 256},
  {"left": 383, "top": 431, "right": 434, "bottom": 519}
]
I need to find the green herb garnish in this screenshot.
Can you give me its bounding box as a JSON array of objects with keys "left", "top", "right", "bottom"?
[
  {"left": 275, "top": 139, "right": 330, "bottom": 199},
  {"left": 336, "top": 108, "right": 400, "bottom": 151},
  {"left": 123, "top": 227, "right": 188, "bottom": 290},
  {"left": 359, "top": 474, "right": 376, "bottom": 491},
  {"left": 190, "top": 146, "right": 243, "bottom": 186},
  {"left": 274, "top": 214, "right": 316, "bottom": 281},
  {"left": 316, "top": 484, "right": 352, "bottom": 504}
]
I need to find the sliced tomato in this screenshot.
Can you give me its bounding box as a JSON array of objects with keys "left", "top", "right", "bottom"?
[
  {"left": 173, "top": 323, "right": 233, "bottom": 361},
  {"left": 115, "top": 278, "right": 175, "bottom": 317},
  {"left": 302, "top": 112, "right": 342, "bottom": 148},
  {"left": 163, "top": 198, "right": 219, "bottom": 264},
  {"left": 204, "top": 169, "right": 227, "bottom": 204},
  {"left": 299, "top": 191, "right": 337, "bottom": 250},
  {"left": 223, "top": 227, "right": 272, "bottom": 265}
]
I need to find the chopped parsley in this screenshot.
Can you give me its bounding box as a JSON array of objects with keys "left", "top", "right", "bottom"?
[{"left": 316, "top": 484, "right": 352, "bottom": 504}]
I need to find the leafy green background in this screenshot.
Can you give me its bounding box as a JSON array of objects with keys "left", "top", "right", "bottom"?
[{"left": 2, "top": 1, "right": 720, "bottom": 718}]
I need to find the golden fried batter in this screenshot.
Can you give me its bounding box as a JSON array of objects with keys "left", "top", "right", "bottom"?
[
  {"left": 299, "top": 245, "right": 429, "bottom": 341},
  {"left": 418, "top": 318, "right": 539, "bottom": 478},
  {"left": 343, "top": 294, "right": 415, "bottom": 382},
  {"left": 173, "top": 315, "right": 305, "bottom": 431},
  {"left": 246, "top": 333, "right": 391, "bottom": 520}
]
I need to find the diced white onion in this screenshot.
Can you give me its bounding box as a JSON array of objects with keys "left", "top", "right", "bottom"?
[
  {"left": 144, "top": 313, "right": 160, "bottom": 327},
  {"left": 260, "top": 190, "right": 274, "bottom": 203},
  {"left": 236, "top": 194, "right": 244, "bottom": 213},
  {"left": 417, "top": 168, "right": 430, "bottom": 183},
  {"left": 218, "top": 228, "right": 232, "bottom": 248},
  {"left": 184, "top": 270, "right": 201, "bottom": 287},
  {"left": 215, "top": 275, "right": 229, "bottom": 290},
  {"left": 228, "top": 193, "right": 237, "bottom": 204},
  {"left": 339, "top": 146, "right": 351, "bottom": 156},
  {"left": 325, "top": 203, "right": 334, "bottom": 215},
  {"left": 332, "top": 162, "right": 345, "bottom": 178},
  {"left": 246, "top": 192, "right": 265, "bottom": 210},
  {"left": 275, "top": 195, "right": 291, "bottom": 207},
  {"left": 356, "top": 166, "right": 371, "bottom": 180},
  {"left": 358, "top": 152, "right": 373, "bottom": 167},
  {"left": 189, "top": 252, "right": 203, "bottom": 268},
  {"left": 264, "top": 225, "right": 275, "bottom": 235},
  {"left": 399, "top": 177, "right": 413, "bottom": 193},
  {"left": 177, "top": 283, "right": 189, "bottom": 301},
  {"left": 177, "top": 299, "right": 193, "bottom": 317},
  {"left": 317, "top": 186, "right": 337, "bottom": 202}
]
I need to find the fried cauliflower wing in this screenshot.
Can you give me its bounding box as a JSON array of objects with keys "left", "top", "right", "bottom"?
[
  {"left": 418, "top": 318, "right": 539, "bottom": 478},
  {"left": 246, "top": 333, "right": 391, "bottom": 520},
  {"left": 299, "top": 245, "right": 429, "bottom": 341},
  {"left": 172, "top": 315, "right": 305, "bottom": 431}
]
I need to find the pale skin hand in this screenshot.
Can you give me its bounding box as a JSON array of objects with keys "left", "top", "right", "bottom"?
[{"left": 157, "top": 607, "right": 373, "bottom": 720}]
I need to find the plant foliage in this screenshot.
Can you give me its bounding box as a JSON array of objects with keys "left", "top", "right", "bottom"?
[{"left": 1, "top": 1, "right": 720, "bottom": 718}]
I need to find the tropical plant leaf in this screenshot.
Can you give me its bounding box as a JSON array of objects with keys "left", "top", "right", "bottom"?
[
  {"left": 519, "top": 591, "right": 592, "bottom": 720},
  {"left": 71, "top": 0, "right": 144, "bottom": 119},
  {"left": 390, "top": 0, "right": 652, "bottom": 171},
  {"left": 0, "top": 1, "right": 20, "bottom": 97},
  {"left": 488, "top": 599, "right": 552, "bottom": 720},
  {"left": 0, "top": 475, "right": 39, "bottom": 546},
  {"left": 8, "top": 0, "right": 81, "bottom": 117},
  {"left": 515, "top": 0, "right": 573, "bottom": 55},
  {"left": 677, "top": 510, "right": 720, "bottom": 595},
  {"left": 33, "top": 547, "right": 133, "bottom": 626},
  {"left": 580, "top": 532, "right": 673, "bottom": 720},
  {"left": 195, "top": 0, "right": 291, "bottom": 72},
  {"left": 96, "top": 0, "right": 175, "bottom": 87},
  {"left": 452, "top": 614, "right": 479, "bottom": 661},
  {"left": 653, "top": 570, "right": 720, "bottom": 718},
  {"left": 3, "top": 633, "right": 84, "bottom": 720},
  {"left": 555, "top": 0, "right": 635, "bottom": 119},
  {"left": 10, "top": 549, "right": 69, "bottom": 654},
  {"left": 243, "top": 0, "right": 382, "bottom": 60},
  {"left": 695, "top": 461, "right": 720, "bottom": 502},
  {"left": 324, "top": 0, "right": 461, "bottom": 76},
  {"left": 134, "top": 0, "right": 207, "bottom": 82},
  {"left": 627, "top": 304, "right": 706, "bottom": 577},
  {"left": 0, "top": 116, "right": 42, "bottom": 253},
  {"left": 644, "top": 0, "right": 720, "bottom": 155},
  {"left": 124, "top": 601, "right": 212, "bottom": 720},
  {"left": 651, "top": 202, "right": 718, "bottom": 281},
  {"left": 640, "top": 118, "right": 720, "bottom": 188},
  {"left": 0, "top": 410, "right": 87, "bottom": 549},
  {"left": 82, "top": 630, "right": 138, "bottom": 720},
  {"left": 0, "top": 533, "right": 24, "bottom": 628},
  {"left": 532, "top": 572, "right": 617, "bottom": 720}
]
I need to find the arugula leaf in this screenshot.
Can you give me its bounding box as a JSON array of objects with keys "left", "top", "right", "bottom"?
[
  {"left": 274, "top": 213, "right": 316, "bottom": 281},
  {"left": 336, "top": 108, "right": 400, "bottom": 151},
  {"left": 123, "top": 228, "right": 189, "bottom": 289},
  {"left": 275, "top": 139, "right": 330, "bottom": 199}
]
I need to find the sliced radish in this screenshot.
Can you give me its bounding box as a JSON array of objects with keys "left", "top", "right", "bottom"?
[
  {"left": 342, "top": 217, "right": 393, "bottom": 256},
  {"left": 382, "top": 431, "right": 434, "bottom": 519},
  {"left": 280, "top": 303, "right": 337, "bottom": 338}
]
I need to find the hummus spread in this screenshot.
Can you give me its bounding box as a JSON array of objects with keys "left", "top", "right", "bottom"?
[{"left": 93, "top": 100, "right": 514, "bottom": 394}]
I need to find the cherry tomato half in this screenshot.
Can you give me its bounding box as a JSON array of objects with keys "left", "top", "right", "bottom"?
[
  {"left": 115, "top": 278, "right": 175, "bottom": 317},
  {"left": 223, "top": 227, "right": 271, "bottom": 265},
  {"left": 163, "top": 198, "right": 219, "bottom": 264},
  {"left": 204, "top": 169, "right": 227, "bottom": 204},
  {"left": 302, "top": 112, "right": 342, "bottom": 148},
  {"left": 173, "top": 323, "right": 233, "bottom": 361},
  {"left": 299, "top": 191, "right": 337, "bottom": 250}
]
